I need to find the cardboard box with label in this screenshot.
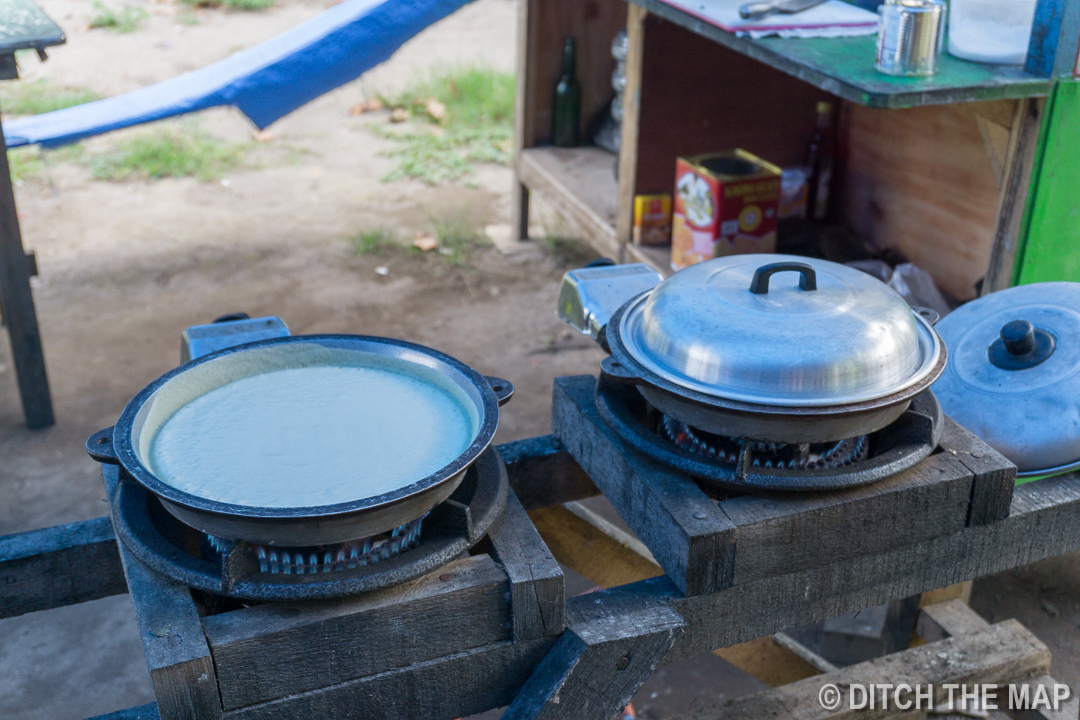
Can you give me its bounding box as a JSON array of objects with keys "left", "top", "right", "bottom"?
[{"left": 671, "top": 150, "right": 781, "bottom": 271}]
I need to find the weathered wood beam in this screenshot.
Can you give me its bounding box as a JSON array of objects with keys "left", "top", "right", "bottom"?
[
  {"left": 0, "top": 516, "right": 125, "bottom": 619},
  {"left": 488, "top": 489, "right": 566, "bottom": 642},
  {"left": 503, "top": 605, "right": 685, "bottom": 720},
  {"left": 670, "top": 620, "right": 1050, "bottom": 720},
  {"left": 563, "top": 471, "right": 1080, "bottom": 664}
]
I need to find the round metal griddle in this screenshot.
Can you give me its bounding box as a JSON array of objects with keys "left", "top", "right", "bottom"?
[{"left": 87, "top": 334, "right": 513, "bottom": 547}]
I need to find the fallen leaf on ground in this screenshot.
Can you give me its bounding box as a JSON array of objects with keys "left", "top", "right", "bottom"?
[
  {"left": 425, "top": 98, "right": 447, "bottom": 122},
  {"left": 412, "top": 233, "right": 438, "bottom": 252},
  {"left": 251, "top": 129, "right": 273, "bottom": 142},
  {"left": 348, "top": 98, "right": 385, "bottom": 116},
  {"left": 389, "top": 107, "right": 410, "bottom": 123}
]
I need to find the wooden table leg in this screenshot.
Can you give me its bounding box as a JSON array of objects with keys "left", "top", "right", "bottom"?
[{"left": 0, "top": 112, "right": 53, "bottom": 428}]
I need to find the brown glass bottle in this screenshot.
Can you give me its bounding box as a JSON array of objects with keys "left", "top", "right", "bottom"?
[
  {"left": 552, "top": 38, "right": 581, "bottom": 147},
  {"left": 805, "top": 101, "right": 834, "bottom": 221}
]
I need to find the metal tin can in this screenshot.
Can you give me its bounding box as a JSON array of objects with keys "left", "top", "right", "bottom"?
[{"left": 875, "top": 0, "right": 946, "bottom": 76}]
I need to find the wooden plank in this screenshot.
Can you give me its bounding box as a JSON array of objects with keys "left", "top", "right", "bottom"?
[
  {"left": 670, "top": 620, "right": 1050, "bottom": 720},
  {"left": 120, "top": 547, "right": 221, "bottom": 720},
  {"left": 84, "top": 703, "right": 161, "bottom": 720},
  {"left": 502, "top": 605, "right": 685, "bottom": 720},
  {"left": 633, "top": 16, "right": 833, "bottom": 197},
  {"left": 628, "top": 0, "right": 1051, "bottom": 109},
  {"left": 840, "top": 100, "right": 1010, "bottom": 301},
  {"left": 560, "top": 472, "right": 1080, "bottom": 664},
  {"left": 498, "top": 434, "right": 598, "bottom": 512},
  {"left": 102, "top": 466, "right": 220, "bottom": 720},
  {"left": 221, "top": 637, "right": 557, "bottom": 720},
  {"left": 516, "top": 147, "right": 620, "bottom": 260},
  {"left": 527, "top": 496, "right": 825, "bottom": 687},
  {"left": 551, "top": 375, "right": 738, "bottom": 596},
  {"left": 202, "top": 554, "right": 513, "bottom": 711},
  {"left": 936, "top": 420, "right": 1017, "bottom": 526},
  {"left": 1010, "top": 674, "right": 1080, "bottom": 720},
  {"left": 0, "top": 516, "right": 126, "bottom": 619},
  {"left": 0, "top": 114, "right": 53, "bottom": 428},
  {"left": 529, "top": 503, "right": 663, "bottom": 588},
  {"left": 713, "top": 636, "right": 825, "bottom": 686},
  {"left": 916, "top": 599, "right": 990, "bottom": 643},
  {"left": 614, "top": 2, "right": 647, "bottom": 252},
  {"left": 488, "top": 489, "right": 565, "bottom": 642},
  {"left": 983, "top": 97, "right": 1045, "bottom": 293},
  {"left": 717, "top": 442, "right": 974, "bottom": 586}
]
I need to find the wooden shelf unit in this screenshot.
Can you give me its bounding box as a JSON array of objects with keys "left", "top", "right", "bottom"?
[{"left": 513, "top": 0, "right": 1080, "bottom": 296}]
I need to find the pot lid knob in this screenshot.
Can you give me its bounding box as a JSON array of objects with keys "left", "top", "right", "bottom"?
[{"left": 989, "top": 319, "right": 1056, "bottom": 370}]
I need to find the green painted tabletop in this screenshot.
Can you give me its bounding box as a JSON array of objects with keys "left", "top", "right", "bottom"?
[
  {"left": 0, "top": 0, "right": 64, "bottom": 54},
  {"left": 633, "top": 0, "right": 1050, "bottom": 108}
]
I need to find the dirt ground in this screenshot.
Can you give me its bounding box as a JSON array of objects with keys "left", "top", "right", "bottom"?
[{"left": 0, "top": 0, "right": 1077, "bottom": 718}]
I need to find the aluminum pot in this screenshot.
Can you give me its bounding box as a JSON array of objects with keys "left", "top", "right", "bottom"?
[
  {"left": 86, "top": 334, "right": 513, "bottom": 546},
  {"left": 933, "top": 282, "right": 1080, "bottom": 477},
  {"left": 559, "top": 255, "right": 946, "bottom": 443}
]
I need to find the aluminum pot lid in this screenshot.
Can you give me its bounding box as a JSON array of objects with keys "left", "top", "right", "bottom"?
[
  {"left": 618, "top": 254, "right": 943, "bottom": 407},
  {"left": 932, "top": 282, "right": 1080, "bottom": 474}
]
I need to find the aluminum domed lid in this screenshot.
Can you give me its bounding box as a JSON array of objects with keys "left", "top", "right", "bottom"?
[
  {"left": 618, "top": 254, "right": 943, "bottom": 407},
  {"left": 932, "top": 282, "right": 1080, "bottom": 475}
]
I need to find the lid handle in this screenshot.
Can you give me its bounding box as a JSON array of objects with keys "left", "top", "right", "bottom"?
[
  {"left": 989, "top": 320, "right": 1056, "bottom": 370},
  {"left": 749, "top": 262, "right": 817, "bottom": 295}
]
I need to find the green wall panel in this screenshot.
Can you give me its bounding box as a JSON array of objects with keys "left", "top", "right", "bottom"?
[{"left": 1015, "top": 79, "right": 1080, "bottom": 285}]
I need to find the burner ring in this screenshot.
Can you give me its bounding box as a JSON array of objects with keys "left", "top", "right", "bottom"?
[
  {"left": 109, "top": 447, "right": 508, "bottom": 600},
  {"left": 659, "top": 416, "right": 870, "bottom": 470},
  {"left": 594, "top": 377, "right": 942, "bottom": 492}
]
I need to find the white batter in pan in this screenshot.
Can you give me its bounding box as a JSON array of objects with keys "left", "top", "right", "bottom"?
[{"left": 147, "top": 363, "right": 477, "bottom": 508}]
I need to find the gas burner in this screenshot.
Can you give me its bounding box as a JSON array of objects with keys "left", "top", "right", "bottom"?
[
  {"left": 110, "top": 448, "right": 508, "bottom": 600},
  {"left": 595, "top": 377, "right": 943, "bottom": 492},
  {"left": 660, "top": 416, "right": 870, "bottom": 470},
  {"left": 203, "top": 516, "right": 426, "bottom": 576}
]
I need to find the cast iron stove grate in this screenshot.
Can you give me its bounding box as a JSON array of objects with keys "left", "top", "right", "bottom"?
[
  {"left": 594, "top": 377, "right": 943, "bottom": 492},
  {"left": 110, "top": 447, "right": 508, "bottom": 601}
]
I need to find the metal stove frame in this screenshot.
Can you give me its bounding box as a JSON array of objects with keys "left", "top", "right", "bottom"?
[{"left": 6, "top": 381, "right": 1080, "bottom": 720}]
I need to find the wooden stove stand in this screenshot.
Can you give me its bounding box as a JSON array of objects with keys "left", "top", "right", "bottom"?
[
  {"left": 3, "top": 429, "right": 1080, "bottom": 720},
  {"left": 551, "top": 375, "right": 1017, "bottom": 597}
]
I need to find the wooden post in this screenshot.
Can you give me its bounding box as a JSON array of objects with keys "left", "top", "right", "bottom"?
[
  {"left": 614, "top": 3, "right": 647, "bottom": 256},
  {"left": 983, "top": 97, "right": 1045, "bottom": 293},
  {"left": 0, "top": 111, "right": 53, "bottom": 428}
]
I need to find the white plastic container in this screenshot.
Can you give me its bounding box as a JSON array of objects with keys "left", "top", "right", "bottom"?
[{"left": 948, "top": 0, "right": 1038, "bottom": 64}]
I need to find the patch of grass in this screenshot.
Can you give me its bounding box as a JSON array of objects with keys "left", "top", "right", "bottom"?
[
  {"left": 351, "top": 228, "right": 400, "bottom": 256},
  {"left": 373, "top": 67, "right": 515, "bottom": 185},
  {"left": 7, "top": 144, "right": 85, "bottom": 184},
  {"left": 0, "top": 79, "right": 100, "bottom": 116},
  {"left": 432, "top": 213, "right": 489, "bottom": 265},
  {"left": 87, "top": 127, "right": 245, "bottom": 182},
  {"left": 89, "top": 2, "right": 149, "bottom": 32},
  {"left": 7, "top": 147, "right": 43, "bottom": 184}
]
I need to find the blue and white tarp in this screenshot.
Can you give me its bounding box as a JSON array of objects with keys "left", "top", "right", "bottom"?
[{"left": 4, "top": 0, "right": 472, "bottom": 148}]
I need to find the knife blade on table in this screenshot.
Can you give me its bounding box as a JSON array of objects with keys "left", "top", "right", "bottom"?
[{"left": 739, "top": 0, "right": 829, "bottom": 20}]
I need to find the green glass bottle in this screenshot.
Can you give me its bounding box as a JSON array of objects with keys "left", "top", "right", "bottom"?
[{"left": 552, "top": 37, "right": 581, "bottom": 147}]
